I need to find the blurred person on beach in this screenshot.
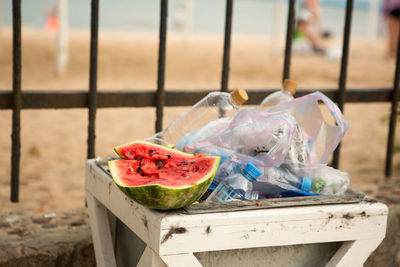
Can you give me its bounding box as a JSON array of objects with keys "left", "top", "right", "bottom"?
[
  {"left": 383, "top": 0, "right": 400, "bottom": 58},
  {"left": 45, "top": 8, "right": 59, "bottom": 34},
  {"left": 293, "top": 5, "right": 326, "bottom": 53},
  {"left": 292, "top": 0, "right": 344, "bottom": 60},
  {"left": 293, "top": 0, "right": 326, "bottom": 54}
]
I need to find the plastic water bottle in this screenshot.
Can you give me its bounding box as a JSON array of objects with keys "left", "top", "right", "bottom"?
[
  {"left": 176, "top": 117, "right": 232, "bottom": 150},
  {"left": 253, "top": 166, "right": 312, "bottom": 197},
  {"left": 260, "top": 79, "right": 297, "bottom": 110},
  {"left": 212, "top": 158, "right": 242, "bottom": 185},
  {"left": 150, "top": 88, "right": 248, "bottom": 146},
  {"left": 259, "top": 79, "right": 308, "bottom": 172},
  {"left": 206, "top": 163, "right": 262, "bottom": 203}
]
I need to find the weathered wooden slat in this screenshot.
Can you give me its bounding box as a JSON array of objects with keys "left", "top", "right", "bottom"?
[{"left": 183, "top": 189, "right": 366, "bottom": 215}]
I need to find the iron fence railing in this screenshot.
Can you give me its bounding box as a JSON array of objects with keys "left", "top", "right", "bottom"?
[{"left": 3, "top": 0, "right": 400, "bottom": 202}]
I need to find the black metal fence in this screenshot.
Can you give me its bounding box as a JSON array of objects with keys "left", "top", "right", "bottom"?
[{"left": 2, "top": 0, "right": 400, "bottom": 202}]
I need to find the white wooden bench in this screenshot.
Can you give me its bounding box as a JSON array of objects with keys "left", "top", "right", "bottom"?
[{"left": 86, "top": 159, "right": 388, "bottom": 267}]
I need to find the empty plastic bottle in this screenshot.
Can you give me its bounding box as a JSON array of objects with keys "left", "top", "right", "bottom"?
[
  {"left": 259, "top": 79, "right": 308, "bottom": 172},
  {"left": 176, "top": 117, "right": 232, "bottom": 150},
  {"left": 150, "top": 88, "right": 248, "bottom": 146},
  {"left": 253, "top": 166, "right": 313, "bottom": 197},
  {"left": 206, "top": 162, "right": 262, "bottom": 203},
  {"left": 254, "top": 167, "right": 312, "bottom": 192},
  {"left": 260, "top": 79, "right": 297, "bottom": 110}
]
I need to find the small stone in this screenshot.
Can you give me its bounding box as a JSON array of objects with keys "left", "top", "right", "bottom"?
[{"left": 44, "top": 213, "right": 57, "bottom": 219}]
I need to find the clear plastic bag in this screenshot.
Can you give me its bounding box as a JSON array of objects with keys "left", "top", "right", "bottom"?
[
  {"left": 312, "top": 165, "right": 350, "bottom": 195},
  {"left": 266, "top": 91, "right": 349, "bottom": 177},
  {"left": 182, "top": 108, "right": 297, "bottom": 167}
]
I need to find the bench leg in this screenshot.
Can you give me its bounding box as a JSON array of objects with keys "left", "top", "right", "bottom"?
[
  {"left": 86, "top": 192, "right": 117, "bottom": 267},
  {"left": 326, "top": 238, "right": 384, "bottom": 267}
]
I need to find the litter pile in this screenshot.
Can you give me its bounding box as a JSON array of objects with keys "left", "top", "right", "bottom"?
[{"left": 109, "top": 80, "right": 350, "bottom": 210}]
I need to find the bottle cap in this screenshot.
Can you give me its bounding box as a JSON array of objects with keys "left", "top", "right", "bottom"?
[
  {"left": 230, "top": 88, "right": 248, "bottom": 105},
  {"left": 300, "top": 177, "right": 312, "bottom": 192},
  {"left": 243, "top": 163, "right": 262, "bottom": 181},
  {"left": 283, "top": 79, "right": 297, "bottom": 95}
]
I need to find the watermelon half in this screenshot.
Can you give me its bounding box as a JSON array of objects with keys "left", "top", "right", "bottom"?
[{"left": 108, "top": 140, "right": 220, "bottom": 210}]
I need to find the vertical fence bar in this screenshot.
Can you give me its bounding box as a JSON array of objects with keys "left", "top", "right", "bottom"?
[
  {"left": 87, "top": 0, "right": 99, "bottom": 159},
  {"left": 385, "top": 26, "right": 400, "bottom": 178},
  {"left": 155, "top": 0, "right": 168, "bottom": 133},
  {"left": 221, "top": 0, "right": 233, "bottom": 92},
  {"left": 282, "top": 0, "right": 295, "bottom": 81},
  {"left": 332, "top": 0, "right": 354, "bottom": 169},
  {"left": 10, "top": 0, "right": 21, "bottom": 202}
]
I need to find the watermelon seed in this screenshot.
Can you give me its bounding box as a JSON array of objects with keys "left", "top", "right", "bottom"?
[
  {"left": 137, "top": 167, "right": 142, "bottom": 173},
  {"left": 167, "top": 155, "right": 171, "bottom": 159},
  {"left": 158, "top": 165, "right": 163, "bottom": 169},
  {"left": 130, "top": 167, "right": 134, "bottom": 172},
  {"left": 139, "top": 156, "right": 143, "bottom": 161},
  {"left": 185, "top": 176, "right": 190, "bottom": 179},
  {"left": 134, "top": 156, "right": 139, "bottom": 160},
  {"left": 190, "top": 161, "right": 195, "bottom": 164}
]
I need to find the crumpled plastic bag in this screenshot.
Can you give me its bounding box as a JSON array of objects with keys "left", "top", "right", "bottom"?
[
  {"left": 267, "top": 91, "right": 349, "bottom": 168},
  {"left": 183, "top": 108, "right": 297, "bottom": 167},
  {"left": 312, "top": 165, "right": 350, "bottom": 195},
  {"left": 181, "top": 92, "right": 348, "bottom": 172}
]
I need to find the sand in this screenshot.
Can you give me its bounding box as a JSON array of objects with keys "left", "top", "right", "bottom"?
[{"left": 0, "top": 28, "right": 398, "bottom": 212}]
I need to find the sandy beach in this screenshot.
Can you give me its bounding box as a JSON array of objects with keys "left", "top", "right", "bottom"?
[{"left": 0, "top": 28, "right": 398, "bottom": 212}]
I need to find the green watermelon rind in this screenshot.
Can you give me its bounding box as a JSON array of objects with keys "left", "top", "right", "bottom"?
[
  {"left": 108, "top": 156, "right": 220, "bottom": 211},
  {"left": 114, "top": 140, "right": 194, "bottom": 159}
]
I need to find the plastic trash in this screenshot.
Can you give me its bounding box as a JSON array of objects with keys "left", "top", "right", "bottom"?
[
  {"left": 205, "top": 163, "right": 262, "bottom": 203},
  {"left": 212, "top": 156, "right": 242, "bottom": 185},
  {"left": 265, "top": 91, "right": 349, "bottom": 177},
  {"left": 147, "top": 88, "right": 248, "bottom": 146},
  {"left": 254, "top": 166, "right": 312, "bottom": 197},
  {"left": 183, "top": 108, "right": 297, "bottom": 167},
  {"left": 253, "top": 164, "right": 350, "bottom": 198},
  {"left": 176, "top": 117, "right": 232, "bottom": 150},
  {"left": 260, "top": 79, "right": 297, "bottom": 110},
  {"left": 259, "top": 79, "right": 308, "bottom": 172},
  {"left": 312, "top": 165, "right": 349, "bottom": 195}
]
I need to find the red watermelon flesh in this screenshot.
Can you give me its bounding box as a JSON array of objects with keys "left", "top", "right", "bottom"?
[
  {"left": 110, "top": 157, "right": 216, "bottom": 188},
  {"left": 109, "top": 140, "right": 220, "bottom": 210}
]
